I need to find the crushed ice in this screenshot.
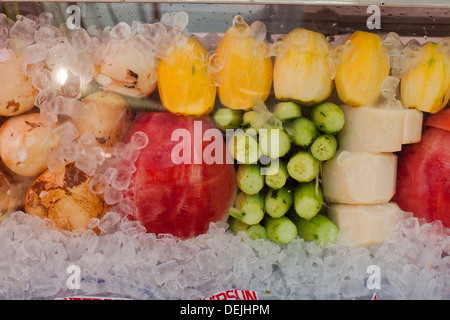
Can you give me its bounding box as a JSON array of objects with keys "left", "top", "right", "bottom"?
[{"left": 0, "top": 210, "right": 449, "bottom": 299}]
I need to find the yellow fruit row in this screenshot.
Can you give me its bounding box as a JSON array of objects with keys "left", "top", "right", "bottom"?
[{"left": 156, "top": 18, "right": 450, "bottom": 116}]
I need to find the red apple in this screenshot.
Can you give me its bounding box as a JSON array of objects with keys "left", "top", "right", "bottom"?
[
  {"left": 394, "top": 110, "right": 450, "bottom": 228},
  {"left": 123, "top": 112, "right": 237, "bottom": 239}
]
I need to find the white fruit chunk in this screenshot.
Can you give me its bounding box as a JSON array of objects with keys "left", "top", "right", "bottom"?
[
  {"left": 402, "top": 108, "right": 423, "bottom": 144},
  {"left": 322, "top": 150, "right": 397, "bottom": 204},
  {"left": 328, "top": 202, "right": 401, "bottom": 247},
  {"left": 338, "top": 104, "right": 405, "bottom": 153}
]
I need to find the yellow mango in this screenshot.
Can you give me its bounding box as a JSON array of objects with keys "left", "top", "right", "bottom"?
[
  {"left": 273, "top": 28, "right": 335, "bottom": 105},
  {"left": 215, "top": 16, "right": 273, "bottom": 111},
  {"left": 335, "top": 31, "right": 390, "bottom": 107},
  {"left": 401, "top": 41, "right": 450, "bottom": 113},
  {"left": 157, "top": 37, "right": 216, "bottom": 116}
]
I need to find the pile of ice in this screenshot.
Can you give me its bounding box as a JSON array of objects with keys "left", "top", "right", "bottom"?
[{"left": 0, "top": 210, "right": 448, "bottom": 300}]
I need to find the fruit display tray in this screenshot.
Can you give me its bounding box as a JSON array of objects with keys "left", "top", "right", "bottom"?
[{"left": 0, "top": 1, "right": 449, "bottom": 301}]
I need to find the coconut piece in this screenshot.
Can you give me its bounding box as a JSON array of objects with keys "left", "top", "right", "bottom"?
[
  {"left": 322, "top": 150, "right": 397, "bottom": 205},
  {"left": 25, "top": 162, "right": 109, "bottom": 232},
  {"left": 328, "top": 202, "right": 401, "bottom": 247}
]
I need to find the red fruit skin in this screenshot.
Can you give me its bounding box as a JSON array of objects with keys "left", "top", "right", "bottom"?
[
  {"left": 123, "top": 112, "right": 237, "bottom": 239},
  {"left": 394, "top": 126, "right": 450, "bottom": 228},
  {"left": 425, "top": 107, "right": 450, "bottom": 132}
]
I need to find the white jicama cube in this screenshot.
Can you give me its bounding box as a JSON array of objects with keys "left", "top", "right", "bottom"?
[
  {"left": 402, "top": 108, "right": 423, "bottom": 144},
  {"left": 322, "top": 150, "right": 397, "bottom": 204},
  {"left": 328, "top": 202, "right": 401, "bottom": 247},
  {"left": 338, "top": 104, "right": 405, "bottom": 153}
]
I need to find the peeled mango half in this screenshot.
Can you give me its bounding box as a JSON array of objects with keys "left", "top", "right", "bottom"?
[
  {"left": 334, "top": 31, "right": 390, "bottom": 107},
  {"left": 401, "top": 41, "right": 450, "bottom": 114},
  {"left": 157, "top": 37, "right": 216, "bottom": 116},
  {"left": 273, "top": 28, "right": 335, "bottom": 105},
  {"left": 215, "top": 15, "right": 273, "bottom": 110}
]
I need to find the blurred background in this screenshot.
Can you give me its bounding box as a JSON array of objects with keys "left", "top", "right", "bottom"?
[{"left": 1, "top": 1, "right": 449, "bottom": 39}]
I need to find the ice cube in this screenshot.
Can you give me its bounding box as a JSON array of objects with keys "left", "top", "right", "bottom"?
[
  {"left": 39, "top": 102, "right": 58, "bottom": 125},
  {"left": 120, "top": 220, "right": 146, "bottom": 238},
  {"left": 403, "top": 39, "right": 424, "bottom": 70},
  {"left": 249, "top": 21, "right": 266, "bottom": 42},
  {"left": 59, "top": 141, "right": 80, "bottom": 162},
  {"left": 45, "top": 41, "right": 70, "bottom": 69},
  {"left": 253, "top": 41, "right": 269, "bottom": 60},
  {"left": 44, "top": 242, "right": 68, "bottom": 262},
  {"left": 52, "top": 120, "right": 79, "bottom": 142},
  {"left": 388, "top": 55, "right": 405, "bottom": 71},
  {"left": 32, "top": 68, "right": 52, "bottom": 92},
  {"left": 110, "top": 167, "right": 133, "bottom": 191},
  {"left": 89, "top": 173, "right": 110, "bottom": 194},
  {"left": 153, "top": 33, "right": 174, "bottom": 58},
  {"left": 98, "top": 211, "right": 122, "bottom": 234},
  {"left": 72, "top": 28, "right": 92, "bottom": 52},
  {"left": 130, "top": 131, "right": 149, "bottom": 150},
  {"left": 206, "top": 51, "right": 224, "bottom": 73},
  {"left": 60, "top": 71, "right": 82, "bottom": 99},
  {"left": 399, "top": 216, "right": 420, "bottom": 238},
  {"left": 9, "top": 16, "right": 36, "bottom": 45},
  {"left": 331, "top": 40, "right": 354, "bottom": 65},
  {"left": 46, "top": 149, "right": 65, "bottom": 173},
  {"left": 0, "top": 13, "right": 13, "bottom": 30},
  {"left": 381, "top": 75, "right": 400, "bottom": 100},
  {"left": 267, "top": 41, "right": 289, "bottom": 59},
  {"left": 110, "top": 22, "right": 132, "bottom": 40},
  {"left": 34, "top": 26, "right": 55, "bottom": 45},
  {"left": 75, "top": 153, "right": 98, "bottom": 176},
  {"left": 143, "top": 22, "right": 167, "bottom": 43},
  {"left": 78, "top": 132, "right": 96, "bottom": 146},
  {"left": 120, "top": 143, "right": 140, "bottom": 163},
  {"left": 381, "top": 32, "right": 404, "bottom": 57},
  {"left": 86, "top": 217, "right": 99, "bottom": 229},
  {"left": 160, "top": 12, "right": 176, "bottom": 27},
  {"left": 37, "top": 12, "right": 53, "bottom": 28},
  {"left": 86, "top": 24, "right": 102, "bottom": 38},
  {"left": 128, "top": 34, "right": 154, "bottom": 59},
  {"left": 173, "top": 11, "right": 189, "bottom": 30},
  {"left": 169, "top": 26, "right": 188, "bottom": 47},
  {"left": 103, "top": 166, "right": 119, "bottom": 182},
  {"left": 80, "top": 62, "right": 95, "bottom": 84},
  {"left": 25, "top": 43, "right": 47, "bottom": 64},
  {"left": 103, "top": 185, "right": 124, "bottom": 205},
  {"left": 152, "top": 260, "right": 181, "bottom": 286},
  {"left": 118, "top": 197, "right": 139, "bottom": 217}
]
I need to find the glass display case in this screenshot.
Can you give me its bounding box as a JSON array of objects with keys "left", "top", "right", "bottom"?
[{"left": 0, "top": 1, "right": 449, "bottom": 300}]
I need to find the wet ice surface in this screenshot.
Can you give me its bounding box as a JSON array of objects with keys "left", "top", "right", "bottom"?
[{"left": 0, "top": 210, "right": 449, "bottom": 300}]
